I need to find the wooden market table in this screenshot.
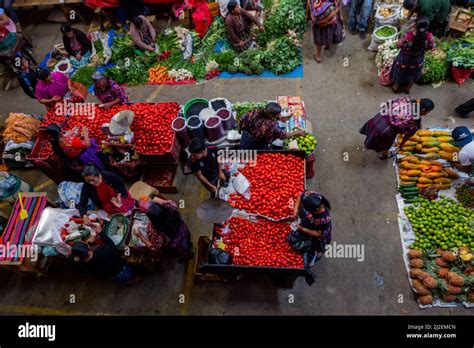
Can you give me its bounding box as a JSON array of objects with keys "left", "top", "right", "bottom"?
[{"left": 13, "top": 0, "right": 88, "bottom": 24}]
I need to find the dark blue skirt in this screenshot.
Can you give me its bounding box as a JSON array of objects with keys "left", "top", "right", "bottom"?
[{"left": 390, "top": 51, "right": 425, "bottom": 85}]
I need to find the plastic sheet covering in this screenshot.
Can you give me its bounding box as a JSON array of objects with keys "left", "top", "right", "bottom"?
[{"left": 32, "top": 208, "right": 78, "bottom": 256}]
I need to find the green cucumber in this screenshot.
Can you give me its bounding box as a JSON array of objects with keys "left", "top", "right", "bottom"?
[
  {"left": 404, "top": 197, "right": 419, "bottom": 204},
  {"left": 402, "top": 192, "right": 420, "bottom": 199},
  {"left": 400, "top": 186, "right": 419, "bottom": 193},
  {"left": 399, "top": 183, "right": 417, "bottom": 188}
]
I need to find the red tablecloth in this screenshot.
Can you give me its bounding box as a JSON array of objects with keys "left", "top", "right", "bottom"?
[{"left": 85, "top": 0, "right": 179, "bottom": 9}]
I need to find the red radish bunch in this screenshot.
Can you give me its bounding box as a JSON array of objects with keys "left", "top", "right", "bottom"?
[
  {"left": 40, "top": 102, "right": 180, "bottom": 155},
  {"left": 205, "top": 69, "right": 219, "bottom": 80},
  {"left": 217, "top": 217, "right": 304, "bottom": 268},
  {"left": 228, "top": 153, "right": 305, "bottom": 220},
  {"left": 158, "top": 51, "right": 171, "bottom": 61}
]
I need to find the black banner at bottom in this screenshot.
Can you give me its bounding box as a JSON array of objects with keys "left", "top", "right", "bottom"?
[{"left": 0, "top": 315, "right": 472, "bottom": 346}]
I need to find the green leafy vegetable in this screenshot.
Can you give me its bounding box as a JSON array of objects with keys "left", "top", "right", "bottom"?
[
  {"left": 233, "top": 101, "right": 267, "bottom": 122},
  {"left": 262, "top": 36, "right": 300, "bottom": 75},
  {"left": 257, "top": 0, "right": 306, "bottom": 46},
  {"left": 420, "top": 48, "right": 448, "bottom": 84},
  {"left": 71, "top": 65, "right": 96, "bottom": 87},
  {"left": 375, "top": 26, "right": 396, "bottom": 38}
]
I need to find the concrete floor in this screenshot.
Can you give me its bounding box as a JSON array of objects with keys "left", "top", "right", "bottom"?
[{"left": 0, "top": 16, "right": 473, "bottom": 315}]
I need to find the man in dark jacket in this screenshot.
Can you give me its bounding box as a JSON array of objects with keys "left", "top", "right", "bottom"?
[
  {"left": 60, "top": 24, "right": 92, "bottom": 67},
  {"left": 403, "top": 0, "right": 451, "bottom": 37},
  {"left": 69, "top": 230, "right": 140, "bottom": 284},
  {"left": 225, "top": 1, "right": 264, "bottom": 52}
]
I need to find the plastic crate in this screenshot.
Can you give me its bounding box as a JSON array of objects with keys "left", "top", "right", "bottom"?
[
  {"left": 142, "top": 164, "right": 179, "bottom": 194},
  {"left": 199, "top": 150, "right": 307, "bottom": 277},
  {"left": 26, "top": 128, "right": 52, "bottom": 161},
  {"left": 194, "top": 236, "right": 225, "bottom": 282},
  {"left": 137, "top": 133, "right": 181, "bottom": 164}
]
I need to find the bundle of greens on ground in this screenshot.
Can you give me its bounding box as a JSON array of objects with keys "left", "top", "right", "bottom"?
[
  {"left": 420, "top": 48, "right": 449, "bottom": 84},
  {"left": 226, "top": 49, "right": 264, "bottom": 75},
  {"left": 71, "top": 65, "right": 96, "bottom": 87},
  {"left": 447, "top": 37, "right": 474, "bottom": 69},
  {"left": 257, "top": 0, "right": 306, "bottom": 46},
  {"left": 105, "top": 0, "right": 305, "bottom": 83},
  {"left": 106, "top": 33, "right": 161, "bottom": 85},
  {"left": 262, "top": 35, "right": 300, "bottom": 75}
]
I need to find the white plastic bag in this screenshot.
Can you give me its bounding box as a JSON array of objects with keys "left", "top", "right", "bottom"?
[
  {"left": 89, "top": 31, "right": 112, "bottom": 65},
  {"left": 32, "top": 207, "right": 78, "bottom": 256},
  {"left": 374, "top": 5, "right": 401, "bottom": 29},
  {"left": 232, "top": 173, "right": 251, "bottom": 200},
  {"left": 183, "top": 33, "right": 194, "bottom": 60}
]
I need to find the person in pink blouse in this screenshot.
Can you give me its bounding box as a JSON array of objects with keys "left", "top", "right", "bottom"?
[{"left": 34, "top": 68, "right": 72, "bottom": 110}]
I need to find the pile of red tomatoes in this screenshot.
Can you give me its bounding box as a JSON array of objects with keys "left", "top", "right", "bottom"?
[
  {"left": 227, "top": 153, "right": 305, "bottom": 220},
  {"left": 40, "top": 102, "right": 180, "bottom": 155},
  {"left": 217, "top": 217, "right": 304, "bottom": 268}
]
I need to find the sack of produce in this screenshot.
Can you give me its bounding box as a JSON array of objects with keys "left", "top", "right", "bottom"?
[
  {"left": 2, "top": 140, "right": 34, "bottom": 169},
  {"left": 450, "top": 66, "right": 474, "bottom": 85},
  {"left": 374, "top": 5, "right": 400, "bottom": 29},
  {"left": 89, "top": 31, "right": 112, "bottom": 65},
  {"left": 3, "top": 113, "right": 41, "bottom": 144},
  {"left": 368, "top": 25, "right": 398, "bottom": 52},
  {"left": 53, "top": 60, "right": 73, "bottom": 75},
  {"left": 378, "top": 64, "right": 393, "bottom": 86}
]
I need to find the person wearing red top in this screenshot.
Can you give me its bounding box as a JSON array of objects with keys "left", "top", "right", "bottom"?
[
  {"left": 45, "top": 124, "right": 105, "bottom": 173},
  {"left": 79, "top": 165, "right": 136, "bottom": 224}
]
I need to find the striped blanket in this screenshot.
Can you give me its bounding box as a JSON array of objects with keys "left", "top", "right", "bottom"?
[{"left": 0, "top": 194, "right": 47, "bottom": 263}]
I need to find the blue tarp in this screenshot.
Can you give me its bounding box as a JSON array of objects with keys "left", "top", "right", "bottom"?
[
  {"left": 215, "top": 39, "right": 304, "bottom": 79},
  {"left": 219, "top": 64, "right": 303, "bottom": 79}
]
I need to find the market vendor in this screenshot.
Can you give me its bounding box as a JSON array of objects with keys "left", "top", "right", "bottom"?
[
  {"left": 188, "top": 138, "right": 229, "bottom": 196},
  {"left": 452, "top": 126, "right": 474, "bottom": 175},
  {"left": 79, "top": 165, "right": 136, "bottom": 224},
  {"left": 45, "top": 124, "right": 106, "bottom": 172},
  {"left": 390, "top": 17, "right": 434, "bottom": 94},
  {"left": 0, "top": 8, "right": 16, "bottom": 54},
  {"left": 60, "top": 24, "right": 92, "bottom": 68},
  {"left": 133, "top": 194, "right": 193, "bottom": 262},
  {"left": 34, "top": 68, "right": 72, "bottom": 110},
  {"left": 293, "top": 190, "right": 332, "bottom": 265},
  {"left": 15, "top": 52, "right": 38, "bottom": 99},
  {"left": 225, "top": 1, "right": 264, "bottom": 52},
  {"left": 359, "top": 97, "right": 434, "bottom": 160},
  {"left": 129, "top": 15, "right": 156, "bottom": 52},
  {"left": 239, "top": 102, "right": 305, "bottom": 150},
  {"left": 69, "top": 230, "right": 140, "bottom": 285},
  {"left": 92, "top": 72, "right": 129, "bottom": 109},
  {"left": 403, "top": 0, "right": 451, "bottom": 37}
]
